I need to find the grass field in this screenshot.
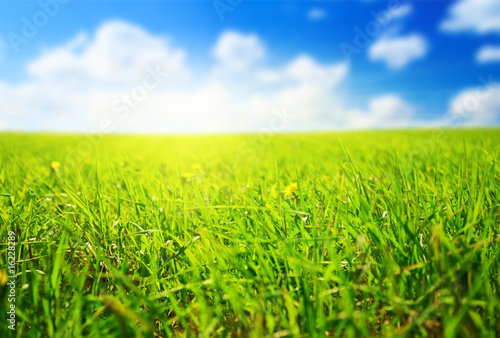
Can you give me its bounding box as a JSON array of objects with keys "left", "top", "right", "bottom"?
[{"left": 1, "top": 129, "right": 499, "bottom": 337}]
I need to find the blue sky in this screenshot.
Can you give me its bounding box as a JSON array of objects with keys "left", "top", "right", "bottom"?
[{"left": 0, "top": 0, "right": 499, "bottom": 133}]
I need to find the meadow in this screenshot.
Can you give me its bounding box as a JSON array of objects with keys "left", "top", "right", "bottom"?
[{"left": 0, "top": 129, "right": 499, "bottom": 337}]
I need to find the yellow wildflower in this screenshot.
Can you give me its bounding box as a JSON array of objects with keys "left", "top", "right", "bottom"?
[
  {"left": 0, "top": 269, "right": 7, "bottom": 287},
  {"left": 191, "top": 163, "right": 202, "bottom": 170},
  {"left": 181, "top": 172, "right": 194, "bottom": 181},
  {"left": 50, "top": 161, "right": 61, "bottom": 171},
  {"left": 284, "top": 182, "right": 298, "bottom": 198}
]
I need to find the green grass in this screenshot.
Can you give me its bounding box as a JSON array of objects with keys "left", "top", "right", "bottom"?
[{"left": 1, "top": 129, "right": 499, "bottom": 337}]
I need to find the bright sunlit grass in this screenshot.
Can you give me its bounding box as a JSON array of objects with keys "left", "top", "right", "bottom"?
[{"left": 0, "top": 129, "right": 499, "bottom": 336}]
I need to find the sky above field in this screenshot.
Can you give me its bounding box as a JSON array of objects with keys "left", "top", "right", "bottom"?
[{"left": 0, "top": 0, "right": 499, "bottom": 133}]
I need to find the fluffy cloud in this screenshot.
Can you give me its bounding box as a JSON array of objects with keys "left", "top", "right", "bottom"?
[
  {"left": 364, "top": 3, "right": 424, "bottom": 70},
  {"left": 212, "top": 31, "right": 265, "bottom": 71},
  {"left": 447, "top": 83, "right": 500, "bottom": 126},
  {"left": 0, "top": 20, "right": 426, "bottom": 133},
  {"left": 441, "top": 0, "right": 500, "bottom": 34},
  {"left": 362, "top": 1, "right": 412, "bottom": 20},
  {"left": 251, "top": 55, "right": 349, "bottom": 129},
  {"left": 346, "top": 94, "right": 417, "bottom": 128},
  {"left": 390, "top": 3, "right": 413, "bottom": 20},
  {"left": 0, "top": 21, "right": 189, "bottom": 131},
  {"left": 308, "top": 8, "right": 327, "bottom": 20},
  {"left": 369, "top": 33, "right": 427, "bottom": 70},
  {"left": 476, "top": 45, "right": 500, "bottom": 63},
  {"left": 27, "top": 21, "right": 187, "bottom": 85},
  {"left": 258, "top": 55, "right": 347, "bottom": 87}
]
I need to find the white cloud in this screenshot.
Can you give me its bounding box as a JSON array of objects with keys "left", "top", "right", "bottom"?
[
  {"left": 0, "top": 20, "right": 432, "bottom": 133},
  {"left": 447, "top": 83, "right": 500, "bottom": 126},
  {"left": 476, "top": 45, "right": 500, "bottom": 63},
  {"left": 369, "top": 33, "right": 428, "bottom": 70},
  {"left": 251, "top": 55, "right": 349, "bottom": 128},
  {"left": 346, "top": 94, "right": 417, "bottom": 128},
  {"left": 212, "top": 31, "right": 265, "bottom": 71},
  {"left": 258, "top": 55, "right": 347, "bottom": 87},
  {"left": 308, "top": 8, "right": 327, "bottom": 20},
  {"left": 0, "top": 21, "right": 190, "bottom": 131},
  {"left": 441, "top": 0, "right": 500, "bottom": 34},
  {"left": 390, "top": 3, "right": 413, "bottom": 20},
  {"left": 27, "top": 21, "right": 187, "bottom": 85}
]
